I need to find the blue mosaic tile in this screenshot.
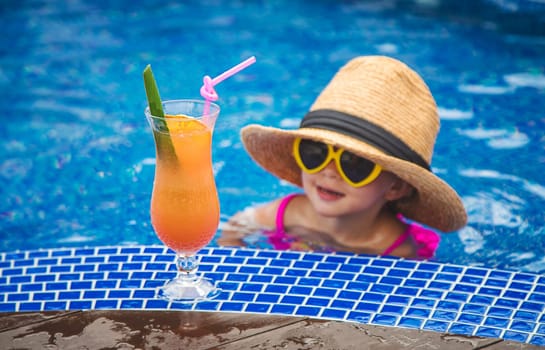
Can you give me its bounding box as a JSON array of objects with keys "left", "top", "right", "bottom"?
[
  {"left": 514, "top": 310, "right": 538, "bottom": 322},
  {"left": 521, "top": 301, "right": 544, "bottom": 312},
  {"left": 470, "top": 295, "right": 494, "bottom": 305},
  {"left": 531, "top": 335, "right": 545, "bottom": 347},
  {"left": 298, "top": 277, "right": 321, "bottom": 286},
  {"left": 19, "top": 302, "right": 43, "bottom": 311},
  {"left": 476, "top": 327, "right": 502, "bottom": 338},
  {"left": 1, "top": 245, "right": 544, "bottom": 346},
  {"left": 281, "top": 295, "right": 305, "bottom": 304},
  {"left": 461, "top": 275, "right": 483, "bottom": 284},
  {"left": 419, "top": 289, "right": 445, "bottom": 300},
  {"left": 411, "top": 271, "right": 434, "bottom": 280},
  {"left": 347, "top": 311, "right": 371, "bottom": 323},
  {"left": 434, "top": 310, "right": 458, "bottom": 321},
  {"left": 192, "top": 301, "right": 219, "bottom": 311},
  {"left": 510, "top": 320, "right": 536, "bottom": 333},
  {"left": 11, "top": 276, "right": 31, "bottom": 284},
  {"left": 255, "top": 293, "right": 280, "bottom": 304},
  {"left": 362, "top": 292, "right": 385, "bottom": 303},
  {"left": 27, "top": 267, "right": 47, "bottom": 274},
  {"left": 0, "top": 303, "right": 16, "bottom": 312},
  {"left": 371, "top": 283, "right": 395, "bottom": 293},
  {"left": 423, "top": 320, "right": 449, "bottom": 332},
  {"left": 364, "top": 266, "right": 386, "bottom": 275},
  {"left": 381, "top": 304, "right": 404, "bottom": 315},
  {"left": 484, "top": 317, "right": 510, "bottom": 328},
  {"left": 388, "top": 269, "right": 410, "bottom": 278},
  {"left": 322, "top": 279, "right": 345, "bottom": 289},
  {"left": 44, "top": 301, "right": 67, "bottom": 311},
  {"left": 338, "top": 290, "right": 361, "bottom": 300},
  {"left": 387, "top": 295, "right": 412, "bottom": 307},
  {"left": 121, "top": 299, "right": 143, "bottom": 309},
  {"left": 234, "top": 249, "right": 256, "bottom": 257},
  {"left": 95, "top": 281, "right": 118, "bottom": 289},
  {"left": 331, "top": 299, "right": 355, "bottom": 309},
  {"left": 34, "top": 275, "right": 55, "bottom": 282},
  {"left": 454, "top": 284, "right": 477, "bottom": 293},
  {"left": 449, "top": 323, "right": 476, "bottom": 335},
  {"left": 513, "top": 273, "right": 536, "bottom": 283},
  {"left": 394, "top": 260, "right": 416, "bottom": 269},
  {"left": 232, "top": 292, "right": 255, "bottom": 302},
  {"left": 535, "top": 285, "right": 545, "bottom": 293},
  {"left": 321, "top": 308, "right": 347, "bottom": 319},
  {"left": 528, "top": 293, "right": 545, "bottom": 303},
  {"left": 398, "top": 317, "right": 423, "bottom": 329},
  {"left": 462, "top": 303, "right": 486, "bottom": 314},
  {"left": 504, "top": 290, "right": 527, "bottom": 300},
  {"left": 372, "top": 259, "right": 394, "bottom": 267},
  {"left": 485, "top": 278, "right": 507, "bottom": 288},
  {"left": 296, "top": 305, "right": 320, "bottom": 317},
  {"left": 458, "top": 313, "right": 483, "bottom": 325},
  {"left": 356, "top": 302, "right": 380, "bottom": 312},
  {"left": 373, "top": 314, "right": 398, "bottom": 326},
  {"left": 306, "top": 297, "right": 329, "bottom": 307},
  {"left": 294, "top": 261, "right": 315, "bottom": 269},
  {"left": 346, "top": 281, "right": 369, "bottom": 291},
  {"left": 271, "top": 304, "right": 295, "bottom": 315},
  {"left": 418, "top": 262, "right": 440, "bottom": 271},
  {"left": 495, "top": 298, "right": 520, "bottom": 308},
  {"left": 8, "top": 293, "right": 30, "bottom": 302},
  {"left": 109, "top": 290, "right": 131, "bottom": 299},
  {"left": 504, "top": 330, "right": 529, "bottom": 343},
  {"left": 245, "top": 303, "right": 271, "bottom": 313}
]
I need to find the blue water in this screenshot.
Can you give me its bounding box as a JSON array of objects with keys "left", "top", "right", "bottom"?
[{"left": 1, "top": 1, "right": 544, "bottom": 272}]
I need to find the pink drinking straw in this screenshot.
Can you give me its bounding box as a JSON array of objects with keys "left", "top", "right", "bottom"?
[{"left": 200, "top": 56, "right": 256, "bottom": 116}]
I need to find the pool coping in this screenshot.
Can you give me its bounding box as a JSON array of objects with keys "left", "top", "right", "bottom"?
[{"left": 4, "top": 309, "right": 542, "bottom": 349}]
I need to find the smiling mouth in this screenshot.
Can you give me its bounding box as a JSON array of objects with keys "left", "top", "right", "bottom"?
[{"left": 317, "top": 185, "right": 345, "bottom": 199}]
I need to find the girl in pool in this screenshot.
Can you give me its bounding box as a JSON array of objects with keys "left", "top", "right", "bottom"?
[{"left": 219, "top": 56, "right": 467, "bottom": 259}]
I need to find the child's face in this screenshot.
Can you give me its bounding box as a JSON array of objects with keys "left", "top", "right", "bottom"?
[{"left": 301, "top": 160, "right": 402, "bottom": 218}]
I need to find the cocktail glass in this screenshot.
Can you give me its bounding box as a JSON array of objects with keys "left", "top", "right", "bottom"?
[{"left": 145, "top": 99, "right": 221, "bottom": 302}]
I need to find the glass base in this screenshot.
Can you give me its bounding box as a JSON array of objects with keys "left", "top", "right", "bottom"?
[{"left": 157, "top": 274, "right": 220, "bottom": 303}]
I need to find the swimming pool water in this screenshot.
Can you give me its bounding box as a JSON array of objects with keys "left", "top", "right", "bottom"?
[{"left": 1, "top": 1, "right": 544, "bottom": 272}]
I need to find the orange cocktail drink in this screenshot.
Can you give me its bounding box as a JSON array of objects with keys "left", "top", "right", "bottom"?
[
  {"left": 150, "top": 114, "right": 219, "bottom": 255},
  {"left": 145, "top": 99, "right": 221, "bottom": 302}
]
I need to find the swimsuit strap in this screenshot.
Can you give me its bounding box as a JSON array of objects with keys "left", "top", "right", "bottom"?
[
  {"left": 383, "top": 215, "right": 440, "bottom": 259},
  {"left": 275, "top": 193, "right": 301, "bottom": 233},
  {"left": 382, "top": 229, "right": 411, "bottom": 257}
]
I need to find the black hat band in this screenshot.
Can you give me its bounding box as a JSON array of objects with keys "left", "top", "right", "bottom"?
[{"left": 300, "top": 109, "right": 431, "bottom": 171}]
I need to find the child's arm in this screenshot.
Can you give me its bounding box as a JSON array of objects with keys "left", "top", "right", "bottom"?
[{"left": 216, "top": 199, "right": 282, "bottom": 247}]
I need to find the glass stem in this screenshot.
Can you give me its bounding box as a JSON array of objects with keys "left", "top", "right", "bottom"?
[{"left": 177, "top": 254, "right": 198, "bottom": 280}]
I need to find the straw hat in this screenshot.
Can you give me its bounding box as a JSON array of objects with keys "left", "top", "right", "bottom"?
[{"left": 241, "top": 56, "right": 467, "bottom": 232}]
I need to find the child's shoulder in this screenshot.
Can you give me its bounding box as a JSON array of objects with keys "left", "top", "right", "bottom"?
[{"left": 253, "top": 196, "right": 296, "bottom": 228}]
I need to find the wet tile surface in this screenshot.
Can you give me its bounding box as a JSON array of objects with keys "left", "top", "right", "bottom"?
[{"left": 0, "top": 310, "right": 542, "bottom": 349}]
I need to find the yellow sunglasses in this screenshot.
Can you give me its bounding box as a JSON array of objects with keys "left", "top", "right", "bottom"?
[{"left": 293, "top": 138, "right": 382, "bottom": 187}]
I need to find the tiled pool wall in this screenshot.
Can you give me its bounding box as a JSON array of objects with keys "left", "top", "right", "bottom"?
[{"left": 0, "top": 246, "right": 544, "bottom": 346}]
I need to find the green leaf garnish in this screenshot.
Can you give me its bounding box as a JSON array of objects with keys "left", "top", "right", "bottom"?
[
  {"left": 143, "top": 64, "right": 165, "bottom": 118},
  {"left": 143, "top": 64, "right": 177, "bottom": 164}
]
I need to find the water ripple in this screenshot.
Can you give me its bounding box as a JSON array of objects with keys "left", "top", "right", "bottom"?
[
  {"left": 438, "top": 107, "right": 473, "bottom": 120},
  {"left": 457, "top": 127, "right": 530, "bottom": 149}
]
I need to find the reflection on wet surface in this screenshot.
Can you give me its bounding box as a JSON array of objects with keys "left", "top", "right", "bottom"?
[{"left": 0, "top": 310, "right": 541, "bottom": 350}]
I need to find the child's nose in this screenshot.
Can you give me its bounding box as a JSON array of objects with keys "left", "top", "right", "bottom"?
[{"left": 320, "top": 160, "right": 341, "bottom": 179}]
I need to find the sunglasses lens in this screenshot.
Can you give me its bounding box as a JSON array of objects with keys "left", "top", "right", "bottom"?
[
  {"left": 340, "top": 151, "right": 377, "bottom": 184},
  {"left": 298, "top": 139, "right": 329, "bottom": 170}
]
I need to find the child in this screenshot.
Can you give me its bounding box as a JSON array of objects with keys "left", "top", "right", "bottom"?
[{"left": 219, "top": 56, "right": 467, "bottom": 259}]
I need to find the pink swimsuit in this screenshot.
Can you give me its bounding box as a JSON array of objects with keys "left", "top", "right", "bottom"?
[{"left": 267, "top": 194, "right": 440, "bottom": 259}]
